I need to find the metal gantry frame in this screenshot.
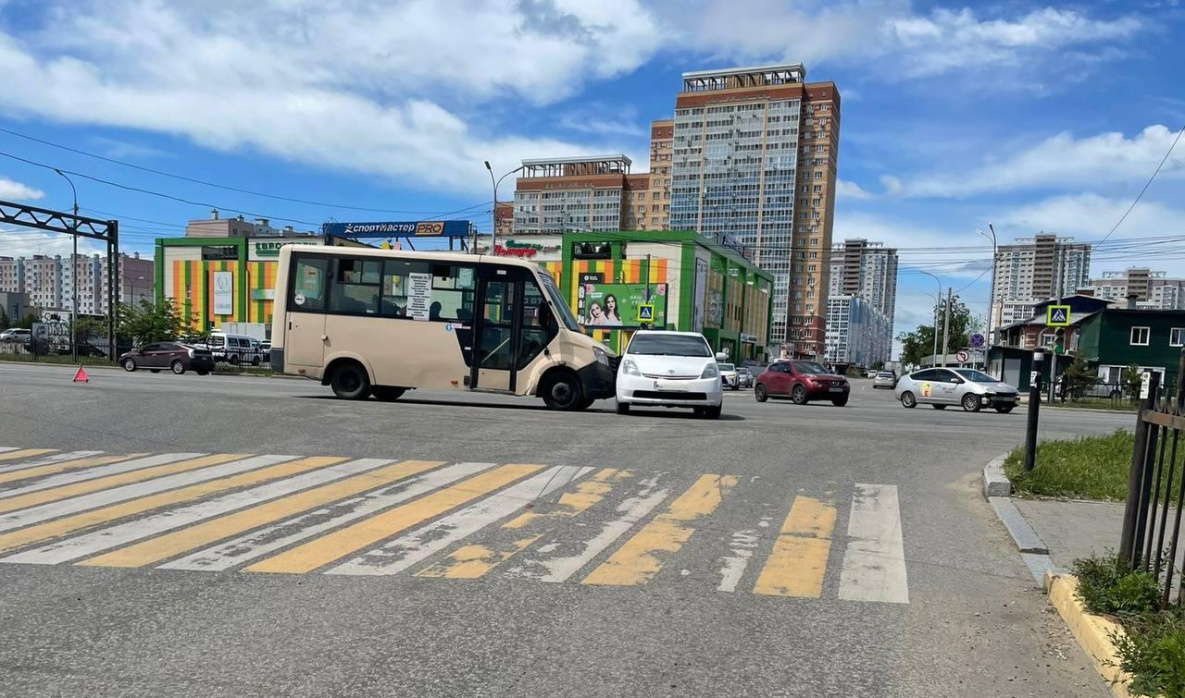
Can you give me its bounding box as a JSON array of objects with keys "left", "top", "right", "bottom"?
[{"left": 0, "top": 199, "right": 120, "bottom": 360}]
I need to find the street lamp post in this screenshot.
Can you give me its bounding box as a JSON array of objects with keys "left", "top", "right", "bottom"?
[
  {"left": 54, "top": 169, "right": 79, "bottom": 362},
  {"left": 976, "top": 224, "right": 998, "bottom": 347},
  {"left": 918, "top": 270, "right": 943, "bottom": 367},
  {"left": 484, "top": 161, "right": 524, "bottom": 255}
]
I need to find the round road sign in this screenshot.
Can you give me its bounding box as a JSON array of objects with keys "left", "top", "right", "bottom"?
[{"left": 956, "top": 350, "right": 970, "bottom": 363}]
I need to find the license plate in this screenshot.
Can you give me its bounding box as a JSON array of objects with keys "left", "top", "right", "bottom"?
[
  {"left": 654, "top": 381, "right": 688, "bottom": 392},
  {"left": 828, "top": 387, "right": 843, "bottom": 393}
]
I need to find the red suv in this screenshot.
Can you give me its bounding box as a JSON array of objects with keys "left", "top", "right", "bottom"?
[{"left": 754, "top": 360, "right": 850, "bottom": 406}]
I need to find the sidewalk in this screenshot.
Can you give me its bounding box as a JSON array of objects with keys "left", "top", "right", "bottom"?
[{"left": 1015, "top": 498, "right": 1184, "bottom": 572}]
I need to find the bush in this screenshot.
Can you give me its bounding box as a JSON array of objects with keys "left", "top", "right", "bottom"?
[
  {"left": 1004, "top": 430, "right": 1135, "bottom": 501},
  {"left": 1073, "top": 554, "right": 1162, "bottom": 618}
]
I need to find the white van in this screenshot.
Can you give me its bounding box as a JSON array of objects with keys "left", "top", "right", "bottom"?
[{"left": 206, "top": 332, "right": 264, "bottom": 365}]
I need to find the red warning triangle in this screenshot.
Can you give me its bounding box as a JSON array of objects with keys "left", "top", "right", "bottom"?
[{"left": 72, "top": 366, "right": 89, "bottom": 383}]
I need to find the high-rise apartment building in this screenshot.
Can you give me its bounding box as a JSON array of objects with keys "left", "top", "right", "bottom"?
[
  {"left": 648, "top": 119, "right": 673, "bottom": 231},
  {"left": 668, "top": 64, "right": 840, "bottom": 353},
  {"left": 1083, "top": 268, "right": 1185, "bottom": 310},
  {"left": 823, "top": 296, "right": 891, "bottom": 367},
  {"left": 829, "top": 239, "right": 898, "bottom": 329},
  {"left": 0, "top": 253, "right": 154, "bottom": 315},
  {"left": 993, "top": 234, "right": 1091, "bottom": 327},
  {"left": 513, "top": 155, "right": 647, "bottom": 233}
]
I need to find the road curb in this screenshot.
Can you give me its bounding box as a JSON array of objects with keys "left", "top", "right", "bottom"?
[
  {"left": 1045, "top": 572, "right": 1135, "bottom": 698},
  {"left": 980, "top": 454, "right": 1058, "bottom": 584}
]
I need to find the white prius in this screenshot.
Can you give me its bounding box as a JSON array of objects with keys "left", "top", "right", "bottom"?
[{"left": 615, "top": 330, "right": 723, "bottom": 419}]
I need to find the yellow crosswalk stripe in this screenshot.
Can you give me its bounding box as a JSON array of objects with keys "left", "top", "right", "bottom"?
[
  {"left": 80, "top": 460, "right": 446, "bottom": 568},
  {"left": 0, "top": 454, "right": 244, "bottom": 515},
  {"left": 582, "top": 473, "right": 737, "bottom": 586},
  {"left": 0, "top": 454, "right": 148, "bottom": 489},
  {"left": 417, "top": 467, "right": 630, "bottom": 579},
  {"left": 0, "top": 449, "right": 56, "bottom": 463},
  {"left": 0, "top": 456, "right": 344, "bottom": 555},
  {"left": 246, "top": 464, "right": 544, "bottom": 575},
  {"left": 753, "top": 495, "right": 837, "bottom": 598}
]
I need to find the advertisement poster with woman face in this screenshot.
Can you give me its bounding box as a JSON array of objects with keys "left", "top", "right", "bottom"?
[{"left": 583, "top": 283, "right": 667, "bottom": 327}]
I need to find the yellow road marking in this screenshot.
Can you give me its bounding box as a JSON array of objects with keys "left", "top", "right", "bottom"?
[
  {"left": 0, "top": 449, "right": 56, "bottom": 463},
  {"left": 0, "top": 453, "right": 147, "bottom": 488},
  {"left": 753, "top": 495, "right": 837, "bottom": 598},
  {"left": 582, "top": 473, "right": 737, "bottom": 586},
  {"left": 80, "top": 460, "right": 446, "bottom": 568},
  {"left": 247, "top": 464, "right": 543, "bottom": 575},
  {"left": 0, "top": 456, "right": 344, "bottom": 555},
  {"left": 417, "top": 468, "right": 629, "bottom": 579},
  {"left": 0, "top": 453, "right": 243, "bottom": 514}
]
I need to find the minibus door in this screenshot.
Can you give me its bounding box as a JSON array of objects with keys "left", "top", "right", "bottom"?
[{"left": 470, "top": 267, "right": 522, "bottom": 392}]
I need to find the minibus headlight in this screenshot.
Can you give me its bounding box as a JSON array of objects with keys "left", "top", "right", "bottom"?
[
  {"left": 701, "top": 363, "right": 720, "bottom": 379},
  {"left": 622, "top": 359, "right": 641, "bottom": 376},
  {"left": 592, "top": 346, "right": 609, "bottom": 366}
]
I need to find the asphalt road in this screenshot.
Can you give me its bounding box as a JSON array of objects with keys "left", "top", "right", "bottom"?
[{"left": 0, "top": 362, "right": 1133, "bottom": 697}]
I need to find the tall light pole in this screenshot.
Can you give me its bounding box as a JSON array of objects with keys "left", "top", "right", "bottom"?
[
  {"left": 918, "top": 270, "right": 943, "bottom": 368},
  {"left": 976, "top": 223, "right": 998, "bottom": 347},
  {"left": 54, "top": 169, "right": 79, "bottom": 362},
  {"left": 484, "top": 161, "right": 524, "bottom": 255}
]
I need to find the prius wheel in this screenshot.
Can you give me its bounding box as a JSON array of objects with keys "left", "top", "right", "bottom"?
[
  {"left": 962, "top": 394, "right": 982, "bottom": 412},
  {"left": 900, "top": 391, "right": 916, "bottom": 409},
  {"left": 791, "top": 385, "right": 807, "bottom": 405}
]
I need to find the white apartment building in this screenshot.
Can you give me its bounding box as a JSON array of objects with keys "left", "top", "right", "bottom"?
[
  {"left": 1082, "top": 268, "right": 1185, "bottom": 310},
  {"left": 0, "top": 253, "right": 153, "bottom": 315},
  {"left": 824, "top": 295, "right": 891, "bottom": 367},
  {"left": 829, "top": 238, "right": 898, "bottom": 330},
  {"left": 992, "top": 234, "right": 1091, "bottom": 327}
]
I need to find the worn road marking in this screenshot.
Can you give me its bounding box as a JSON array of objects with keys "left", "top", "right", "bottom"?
[
  {"left": 0, "top": 456, "right": 342, "bottom": 555},
  {"left": 163, "top": 462, "right": 494, "bottom": 572},
  {"left": 8, "top": 459, "right": 395, "bottom": 566},
  {"left": 754, "top": 496, "right": 837, "bottom": 597},
  {"left": 74, "top": 459, "right": 444, "bottom": 568},
  {"left": 0, "top": 453, "right": 260, "bottom": 532},
  {"left": 417, "top": 467, "right": 629, "bottom": 579},
  {"left": 0, "top": 448, "right": 17, "bottom": 454},
  {"left": 838, "top": 484, "right": 909, "bottom": 604},
  {"left": 0, "top": 453, "right": 204, "bottom": 500},
  {"left": 332, "top": 466, "right": 592, "bottom": 576},
  {"left": 717, "top": 517, "right": 771, "bottom": 593},
  {"left": 0, "top": 450, "right": 86, "bottom": 473},
  {"left": 246, "top": 464, "right": 543, "bottom": 575},
  {"left": 0, "top": 453, "right": 147, "bottom": 489},
  {"left": 582, "top": 474, "right": 738, "bottom": 586}
]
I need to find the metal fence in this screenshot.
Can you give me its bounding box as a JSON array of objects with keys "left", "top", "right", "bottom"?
[
  {"left": 1119, "top": 369, "right": 1185, "bottom": 606},
  {"left": 0, "top": 339, "right": 275, "bottom": 374}
]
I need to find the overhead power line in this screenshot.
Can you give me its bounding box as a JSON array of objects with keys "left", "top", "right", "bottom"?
[{"left": 1098, "top": 123, "right": 1185, "bottom": 245}]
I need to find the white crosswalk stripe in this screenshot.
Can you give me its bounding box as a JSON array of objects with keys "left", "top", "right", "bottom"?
[
  {"left": 0, "top": 451, "right": 103, "bottom": 474},
  {"left": 0, "top": 453, "right": 205, "bottom": 499},
  {"left": 838, "top": 484, "right": 909, "bottom": 604}
]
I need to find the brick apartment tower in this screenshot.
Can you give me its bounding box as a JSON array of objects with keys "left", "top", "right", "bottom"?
[{"left": 669, "top": 64, "right": 840, "bottom": 355}]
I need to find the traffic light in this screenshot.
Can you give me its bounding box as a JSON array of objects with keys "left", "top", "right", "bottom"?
[{"left": 1054, "top": 328, "right": 1065, "bottom": 355}]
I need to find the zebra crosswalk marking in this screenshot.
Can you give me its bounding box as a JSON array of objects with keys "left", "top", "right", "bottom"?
[
  {"left": 0, "top": 453, "right": 205, "bottom": 501},
  {"left": 161, "top": 462, "right": 494, "bottom": 572},
  {"left": 753, "top": 496, "right": 837, "bottom": 598},
  {"left": 582, "top": 473, "right": 737, "bottom": 587},
  {"left": 838, "top": 484, "right": 909, "bottom": 604},
  {"left": 0, "top": 453, "right": 145, "bottom": 488},
  {"left": 246, "top": 464, "right": 544, "bottom": 575},
  {"left": 76, "top": 460, "right": 444, "bottom": 568},
  {"left": 0, "top": 450, "right": 76, "bottom": 471},
  {"left": 417, "top": 467, "right": 630, "bottom": 580},
  {"left": 0, "top": 456, "right": 342, "bottom": 555},
  {"left": 331, "top": 466, "right": 592, "bottom": 576}
]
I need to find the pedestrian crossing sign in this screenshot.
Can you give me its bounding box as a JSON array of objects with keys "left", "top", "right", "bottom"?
[
  {"left": 637, "top": 304, "right": 655, "bottom": 322},
  {"left": 1047, "top": 305, "right": 1071, "bottom": 327}
]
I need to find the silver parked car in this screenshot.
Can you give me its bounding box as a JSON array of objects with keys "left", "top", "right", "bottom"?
[
  {"left": 872, "top": 371, "right": 897, "bottom": 389},
  {"left": 894, "top": 367, "right": 1020, "bottom": 413}
]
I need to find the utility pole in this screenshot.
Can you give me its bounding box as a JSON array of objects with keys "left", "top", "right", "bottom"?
[
  {"left": 919, "top": 270, "right": 942, "bottom": 368},
  {"left": 54, "top": 170, "right": 80, "bottom": 363},
  {"left": 940, "top": 287, "right": 952, "bottom": 368}
]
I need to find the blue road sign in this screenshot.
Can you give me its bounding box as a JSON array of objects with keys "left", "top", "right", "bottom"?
[{"left": 970, "top": 333, "right": 985, "bottom": 348}]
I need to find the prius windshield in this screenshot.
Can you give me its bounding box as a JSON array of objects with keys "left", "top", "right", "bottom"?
[
  {"left": 954, "top": 369, "right": 997, "bottom": 383},
  {"left": 628, "top": 334, "right": 712, "bottom": 357},
  {"left": 540, "top": 273, "right": 581, "bottom": 332}
]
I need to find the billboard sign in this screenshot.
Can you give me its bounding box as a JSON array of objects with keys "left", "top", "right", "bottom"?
[
  {"left": 321, "top": 221, "right": 470, "bottom": 238},
  {"left": 213, "top": 271, "right": 234, "bottom": 315},
  {"left": 249, "top": 239, "right": 320, "bottom": 261},
  {"left": 582, "top": 283, "right": 667, "bottom": 328}
]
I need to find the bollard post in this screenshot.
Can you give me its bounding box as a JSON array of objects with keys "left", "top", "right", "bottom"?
[{"left": 1023, "top": 351, "right": 1044, "bottom": 473}]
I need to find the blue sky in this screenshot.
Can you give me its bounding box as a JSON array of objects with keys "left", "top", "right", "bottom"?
[{"left": 0, "top": 0, "right": 1183, "bottom": 345}]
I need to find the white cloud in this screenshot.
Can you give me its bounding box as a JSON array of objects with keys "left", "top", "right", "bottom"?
[
  {"left": 900, "top": 124, "right": 1185, "bottom": 198},
  {"left": 0, "top": 176, "right": 44, "bottom": 200},
  {"left": 1000, "top": 192, "right": 1185, "bottom": 246},
  {"left": 0, "top": 1, "right": 661, "bottom": 195},
  {"left": 0, "top": 229, "right": 101, "bottom": 257},
  {"left": 879, "top": 175, "right": 904, "bottom": 196},
  {"left": 836, "top": 179, "right": 872, "bottom": 200}
]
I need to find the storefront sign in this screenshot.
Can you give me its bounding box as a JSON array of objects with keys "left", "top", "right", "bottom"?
[
  {"left": 740, "top": 333, "right": 757, "bottom": 344},
  {"left": 322, "top": 221, "right": 470, "bottom": 238},
  {"left": 202, "top": 245, "right": 239, "bottom": 261},
  {"left": 249, "top": 239, "right": 319, "bottom": 261},
  {"left": 213, "top": 271, "right": 234, "bottom": 315},
  {"left": 494, "top": 240, "right": 561, "bottom": 258}
]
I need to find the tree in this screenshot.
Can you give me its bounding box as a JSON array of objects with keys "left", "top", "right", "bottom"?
[
  {"left": 72, "top": 315, "right": 107, "bottom": 343},
  {"left": 896, "top": 296, "right": 980, "bottom": 366},
  {"left": 117, "top": 298, "right": 192, "bottom": 345},
  {"left": 15, "top": 312, "right": 39, "bottom": 330},
  {"left": 1060, "top": 355, "right": 1099, "bottom": 401},
  {"left": 1123, "top": 364, "right": 1144, "bottom": 400}
]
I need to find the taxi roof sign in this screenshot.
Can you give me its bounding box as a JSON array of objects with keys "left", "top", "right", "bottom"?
[{"left": 1047, "top": 305, "right": 1071, "bottom": 327}]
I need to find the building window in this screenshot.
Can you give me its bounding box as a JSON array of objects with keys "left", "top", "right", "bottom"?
[
  {"left": 1171, "top": 328, "right": 1185, "bottom": 347},
  {"left": 1131, "top": 326, "right": 1150, "bottom": 346}
]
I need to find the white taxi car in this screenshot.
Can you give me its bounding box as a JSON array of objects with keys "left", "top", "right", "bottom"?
[{"left": 615, "top": 331, "right": 723, "bottom": 419}]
